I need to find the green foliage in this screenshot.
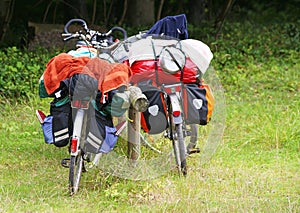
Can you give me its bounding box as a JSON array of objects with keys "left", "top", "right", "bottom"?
[
  {"left": 209, "top": 20, "right": 300, "bottom": 100},
  {"left": 0, "top": 47, "right": 58, "bottom": 99},
  {"left": 0, "top": 94, "right": 299, "bottom": 212}
]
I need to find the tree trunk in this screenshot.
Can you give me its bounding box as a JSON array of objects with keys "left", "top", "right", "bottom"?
[
  {"left": 156, "top": 0, "right": 165, "bottom": 21},
  {"left": 118, "top": 0, "right": 127, "bottom": 26},
  {"left": 126, "top": 0, "right": 155, "bottom": 26},
  {"left": 91, "top": 0, "right": 97, "bottom": 25},
  {"left": 64, "top": 0, "right": 89, "bottom": 22},
  {"left": 0, "top": 0, "right": 15, "bottom": 42},
  {"left": 189, "top": 0, "right": 207, "bottom": 26},
  {"left": 215, "top": 0, "right": 236, "bottom": 39}
]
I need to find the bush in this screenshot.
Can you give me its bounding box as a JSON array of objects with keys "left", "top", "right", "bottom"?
[
  {"left": 0, "top": 18, "right": 298, "bottom": 101},
  {"left": 209, "top": 20, "right": 299, "bottom": 99},
  {"left": 0, "top": 47, "right": 58, "bottom": 99}
]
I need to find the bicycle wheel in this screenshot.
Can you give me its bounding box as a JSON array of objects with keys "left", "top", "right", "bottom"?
[
  {"left": 172, "top": 123, "right": 187, "bottom": 176},
  {"left": 69, "top": 108, "right": 86, "bottom": 195},
  {"left": 69, "top": 151, "right": 84, "bottom": 195}
]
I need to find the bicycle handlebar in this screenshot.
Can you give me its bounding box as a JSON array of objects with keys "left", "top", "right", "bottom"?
[
  {"left": 109, "top": 26, "right": 127, "bottom": 39},
  {"left": 64, "top": 19, "right": 88, "bottom": 34},
  {"left": 62, "top": 18, "right": 127, "bottom": 48}
]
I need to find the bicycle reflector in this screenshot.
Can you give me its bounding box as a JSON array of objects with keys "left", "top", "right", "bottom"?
[
  {"left": 71, "top": 137, "right": 78, "bottom": 153},
  {"left": 173, "top": 110, "right": 181, "bottom": 117}
]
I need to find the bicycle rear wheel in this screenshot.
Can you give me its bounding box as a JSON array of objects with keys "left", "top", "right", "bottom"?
[
  {"left": 69, "top": 108, "right": 86, "bottom": 195},
  {"left": 172, "top": 123, "right": 187, "bottom": 176},
  {"left": 69, "top": 151, "right": 84, "bottom": 195}
]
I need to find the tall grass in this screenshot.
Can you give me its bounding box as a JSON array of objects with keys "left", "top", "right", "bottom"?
[{"left": 0, "top": 94, "right": 299, "bottom": 212}]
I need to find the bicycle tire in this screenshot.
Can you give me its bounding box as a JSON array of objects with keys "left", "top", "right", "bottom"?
[
  {"left": 173, "top": 123, "right": 187, "bottom": 176},
  {"left": 69, "top": 152, "right": 84, "bottom": 195},
  {"left": 68, "top": 108, "right": 86, "bottom": 195}
]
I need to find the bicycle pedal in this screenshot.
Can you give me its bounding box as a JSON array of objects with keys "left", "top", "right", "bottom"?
[
  {"left": 184, "top": 130, "right": 192, "bottom": 137},
  {"left": 188, "top": 148, "right": 201, "bottom": 155},
  {"left": 82, "top": 162, "right": 88, "bottom": 173},
  {"left": 82, "top": 153, "right": 91, "bottom": 162},
  {"left": 61, "top": 158, "right": 70, "bottom": 168}
]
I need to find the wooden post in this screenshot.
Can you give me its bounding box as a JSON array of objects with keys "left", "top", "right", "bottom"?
[{"left": 127, "top": 106, "right": 141, "bottom": 162}]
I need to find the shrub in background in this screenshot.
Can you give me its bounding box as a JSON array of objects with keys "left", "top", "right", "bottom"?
[{"left": 0, "top": 47, "right": 58, "bottom": 99}]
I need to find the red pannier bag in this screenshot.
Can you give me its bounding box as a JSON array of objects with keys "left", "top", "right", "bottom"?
[{"left": 130, "top": 58, "right": 201, "bottom": 85}]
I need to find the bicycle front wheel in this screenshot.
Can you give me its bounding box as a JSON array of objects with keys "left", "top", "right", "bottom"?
[
  {"left": 69, "top": 150, "right": 84, "bottom": 195},
  {"left": 172, "top": 123, "right": 187, "bottom": 176}
]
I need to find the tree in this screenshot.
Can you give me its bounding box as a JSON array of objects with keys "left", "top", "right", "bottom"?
[
  {"left": 63, "top": 0, "right": 90, "bottom": 22},
  {"left": 188, "top": 0, "right": 208, "bottom": 26},
  {"left": 215, "top": 0, "right": 236, "bottom": 38},
  {"left": 125, "top": 0, "right": 155, "bottom": 27},
  {"left": 0, "top": 0, "right": 15, "bottom": 42}
]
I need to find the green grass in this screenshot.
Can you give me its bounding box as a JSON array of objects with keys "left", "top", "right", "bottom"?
[
  {"left": 0, "top": 20, "right": 299, "bottom": 212},
  {"left": 0, "top": 77, "right": 299, "bottom": 212}
]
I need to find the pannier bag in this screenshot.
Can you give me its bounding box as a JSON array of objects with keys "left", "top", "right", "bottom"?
[
  {"left": 50, "top": 100, "right": 73, "bottom": 147},
  {"left": 83, "top": 106, "right": 117, "bottom": 154},
  {"left": 130, "top": 58, "right": 200, "bottom": 85},
  {"left": 101, "top": 89, "right": 130, "bottom": 117},
  {"left": 182, "top": 83, "right": 214, "bottom": 125},
  {"left": 42, "top": 116, "right": 54, "bottom": 144},
  {"left": 41, "top": 101, "right": 73, "bottom": 147},
  {"left": 138, "top": 81, "right": 168, "bottom": 134},
  {"left": 41, "top": 80, "right": 73, "bottom": 147}
]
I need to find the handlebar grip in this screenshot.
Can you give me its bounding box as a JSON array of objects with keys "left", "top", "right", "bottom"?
[{"left": 64, "top": 19, "right": 88, "bottom": 34}]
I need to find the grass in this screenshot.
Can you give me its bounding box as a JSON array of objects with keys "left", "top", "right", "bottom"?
[
  {"left": 0, "top": 77, "right": 299, "bottom": 213},
  {"left": 0, "top": 20, "right": 299, "bottom": 212}
]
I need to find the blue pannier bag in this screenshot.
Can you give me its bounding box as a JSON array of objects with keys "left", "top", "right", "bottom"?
[
  {"left": 42, "top": 116, "right": 54, "bottom": 144},
  {"left": 100, "top": 126, "right": 118, "bottom": 153}
]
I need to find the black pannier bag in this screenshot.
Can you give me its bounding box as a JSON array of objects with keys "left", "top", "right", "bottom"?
[
  {"left": 138, "top": 81, "right": 169, "bottom": 134},
  {"left": 41, "top": 80, "right": 73, "bottom": 147},
  {"left": 83, "top": 106, "right": 117, "bottom": 154},
  {"left": 182, "top": 83, "right": 214, "bottom": 125},
  {"left": 50, "top": 100, "right": 73, "bottom": 147}
]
